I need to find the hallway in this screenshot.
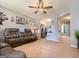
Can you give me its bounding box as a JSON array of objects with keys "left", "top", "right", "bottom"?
[{"left": 14, "top": 37, "right": 79, "bottom": 58}]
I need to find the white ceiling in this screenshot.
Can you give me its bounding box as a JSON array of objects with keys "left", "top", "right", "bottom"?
[{"left": 0, "top": 0, "right": 71, "bottom": 19}]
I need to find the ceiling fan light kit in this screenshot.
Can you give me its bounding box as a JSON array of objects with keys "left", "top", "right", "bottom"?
[{"left": 28, "top": 0, "right": 53, "bottom": 14}]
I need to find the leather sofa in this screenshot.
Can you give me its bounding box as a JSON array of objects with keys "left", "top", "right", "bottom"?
[
  {"left": 0, "top": 43, "right": 26, "bottom": 58},
  {"left": 4, "top": 28, "right": 37, "bottom": 47}
]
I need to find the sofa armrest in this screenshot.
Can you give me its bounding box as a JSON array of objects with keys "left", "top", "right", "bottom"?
[
  {"left": 0, "top": 55, "right": 8, "bottom": 58},
  {"left": 0, "top": 43, "right": 10, "bottom": 49}
]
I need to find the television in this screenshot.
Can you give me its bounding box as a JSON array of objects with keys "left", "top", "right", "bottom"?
[{"left": 19, "top": 28, "right": 25, "bottom": 32}]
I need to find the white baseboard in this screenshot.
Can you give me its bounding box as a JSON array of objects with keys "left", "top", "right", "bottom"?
[{"left": 71, "top": 45, "right": 77, "bottom": 48}]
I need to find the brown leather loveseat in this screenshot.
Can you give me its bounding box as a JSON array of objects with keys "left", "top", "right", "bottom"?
[{"left": 4, "top": 28, "right": 37, "bottom": 47}]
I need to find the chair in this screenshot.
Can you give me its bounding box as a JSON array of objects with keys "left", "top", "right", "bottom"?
[{"left": 0, "top": 43, "right": 26, "bottom": 58}]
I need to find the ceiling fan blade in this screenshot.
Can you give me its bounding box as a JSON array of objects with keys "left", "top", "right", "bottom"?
[
  {"left": 43, "top": 6, "right": 53, "bottom": 9},
  {"left": 34, "top": 10, "right": 39, "bottom": 14},
  {"left": 28, "top": 6, "right": 38, "bottom": 8},
  {"left": 39, "top": 0, "right": 42, "bottom": 2},
  {"left": 43, "top": 10, "right": 47, "bottom": 14}
]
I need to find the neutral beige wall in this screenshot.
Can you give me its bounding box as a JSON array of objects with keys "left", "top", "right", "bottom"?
[
  {"left": 70, "top": 0, "right": 79, "bottom": 48},
  {"left": 57, "top": 0, "right": 79, "bottom": 48},
  {"left": 0, "top": 5, "right": 38, "bottom": 30},
  {"left": 0, "top": 5, "right": 37, "bottom": 42},
  {"left": 0, "top": 6, "right": 29, "bottom": 29}
]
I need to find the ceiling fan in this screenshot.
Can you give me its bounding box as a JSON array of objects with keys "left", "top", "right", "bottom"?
[{"left": 28, "top": 0, "right": 53, "bottom": 14}]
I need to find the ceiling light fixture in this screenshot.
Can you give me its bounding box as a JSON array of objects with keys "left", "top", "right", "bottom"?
[{"left": 28, "top": 0, "right": 53, "bottom": 14}]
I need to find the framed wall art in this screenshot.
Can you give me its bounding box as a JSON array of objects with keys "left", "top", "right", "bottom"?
[{"left": 16, "top": 16, "right": 25, "bottom": 25}]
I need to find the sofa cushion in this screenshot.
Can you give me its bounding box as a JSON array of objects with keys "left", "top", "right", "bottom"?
[
  {"left": 8, "top": 38, "right": 22, "bottom": 44},
  {"left": 6, "top": 35, "right": 12, "bottom": 39},
  {"left": 18, "top": 33, "right": 25, "bottom": 37},
  {"left": 6, "top": 34, "right": 18, "bottom": 39},
  {"left": 23, "top": 37, "right": 29, "bottom": 40}
]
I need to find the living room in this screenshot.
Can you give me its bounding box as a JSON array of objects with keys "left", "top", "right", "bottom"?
[{"left": 0, "top": 0, "right": 79, "bottom": 58}]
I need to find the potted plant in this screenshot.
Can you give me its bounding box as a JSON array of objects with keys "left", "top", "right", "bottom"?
[{"left": 75, "top": 31, "right": 79, "bottom": 49}]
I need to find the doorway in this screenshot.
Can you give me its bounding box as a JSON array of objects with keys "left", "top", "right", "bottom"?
[
  {"left": 57, "top": 13, "right": 70, "bottom": 37},
  {"left": 61, "top": 22, "right": 70, "bottom": 36}
]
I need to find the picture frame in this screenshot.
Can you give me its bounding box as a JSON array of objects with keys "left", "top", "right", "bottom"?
[
  {"left": 11, "top": 17, "right": 14, "bottom": 22},
  {"left": 16, "top": 16, "right": 25, "bottom": 25}
]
